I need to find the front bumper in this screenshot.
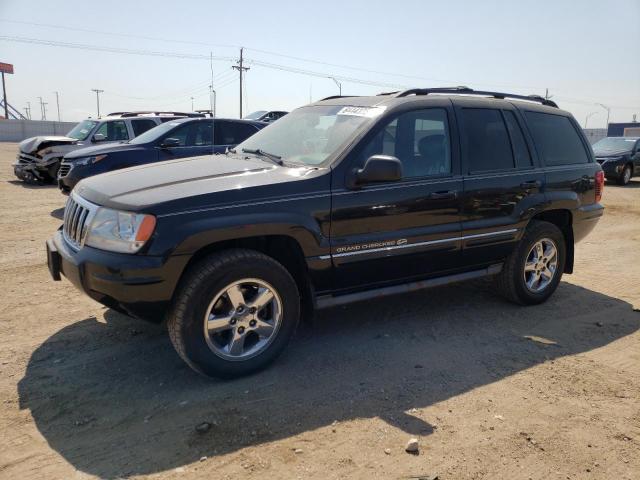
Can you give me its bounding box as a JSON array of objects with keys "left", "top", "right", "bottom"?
[
  {"left": 57, "top": 162, "right": 93, "bottom": 192},
  {"left": 597, "top": 159, "right": 626, "bottom": 178},
  {"left": 47, "top": 230, "right": 190, "bottom": 322},
  {"left": 13, "top": 162, "right": 38, "bottom": 182},
  {"left": 13, "top": 152, "right": 60, "bottom": 182}
]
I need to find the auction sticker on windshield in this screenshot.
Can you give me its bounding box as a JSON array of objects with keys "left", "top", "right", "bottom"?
[{"left": 337, "top": 106, "right": 386, "bottom": 118}]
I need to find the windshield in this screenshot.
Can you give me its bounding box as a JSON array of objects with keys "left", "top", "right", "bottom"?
[
  {"left": 128, "top": 120, "right": 185, "bottom": 144},
  {"left": 67, "top": 120, "right": 98, "bottom": 141},
  {"left": 593, "top": 137, "right": 638, "bottom": 153},
  {"left": 244, "top": 110, "right": 267, "bottom": 120},
  {"left": 236, "top": 105, "right": 383, "bottom": 166}
]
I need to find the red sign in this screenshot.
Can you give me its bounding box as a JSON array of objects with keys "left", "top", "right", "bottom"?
[{"left": 0, "top": 63, "right": 14, "bottom": 74}]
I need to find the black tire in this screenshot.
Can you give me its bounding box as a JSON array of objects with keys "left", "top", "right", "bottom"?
[
  {"left": 46, "top": 160, "right": 61, "bottom": 183},
  {"left": 168, "top": 249, "right": 300, "bottom": 378},
  {"left": 494, "top": 220, "right": 566, "bottom": 305},
  {"left": 616, "top": 164, "right": 632, "bottom": 186}
]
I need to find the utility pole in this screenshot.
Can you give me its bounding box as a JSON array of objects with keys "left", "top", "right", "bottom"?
[
  {"left": 232, "top": 47, "right": 249, "bottom": 118},
  {"left": 330, "top": 77, "right": 342, "bottom": 96},
  {"left": 209, "top": 85, "right": 217, "bottom": 118},
  {"left": 597, "top": 103, "right": 611, "bottom": 131},
  {"left": 25, "top": 101, "right": 31, "bottom": 120},
  {"left": 91, "top": 89, "right": 104, "bottom": 117},
  {"left": 544, "top": 88, "right": 551, "bottom": 100},
  {"left": 1, "top": 72, "right": 7, "bottom": 120},
  {"left": 53, "top": 91, "right": 61, "bottom": 121},
  {"left": 37, "top": 96, "right": 47, "bottom": 120},
  {"left": 190, "top": 96, "right": 194, "bottom": 112}
]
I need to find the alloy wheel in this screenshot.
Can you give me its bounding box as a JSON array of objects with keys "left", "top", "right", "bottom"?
[
  {"left": 523, "top": 238, "right": 558, "bottom": 293},
  {"left": 203, "top": 278, "right": 283, "bottom": 361}
]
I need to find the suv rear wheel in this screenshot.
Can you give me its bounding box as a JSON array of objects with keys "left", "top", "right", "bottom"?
[
  {"left": 168, "top": 249, "right": 300, "bottom": 378},
  {"left": 495, "top": 220, "right": 566, "bottom": 305}
]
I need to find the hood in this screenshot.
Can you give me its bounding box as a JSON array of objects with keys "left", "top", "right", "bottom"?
[
  {"left": 65, "top": 141, "right": 139, "bottom": 159},
  {"left": 19, "top": 136, "right": 77, "bottom": 155},
  {"left": 593, "top": 146, "right": 632, "bottom": 157},
  {"left": 75, "top": 154, "right": 324, "bottom": 212}
]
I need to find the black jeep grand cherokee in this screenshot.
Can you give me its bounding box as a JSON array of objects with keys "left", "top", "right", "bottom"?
[{"left": 47, "top": 87, "right": 604, "bottom": 378}]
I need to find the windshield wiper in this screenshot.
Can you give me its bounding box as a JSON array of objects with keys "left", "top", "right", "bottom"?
[{"left": 241, "top": 148, "right": 284, "bottom": 166}]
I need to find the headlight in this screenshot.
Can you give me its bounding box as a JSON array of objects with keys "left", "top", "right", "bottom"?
[
  {"left": 74, "top": 154, "right": 107, "bottom": 166},
  {"left": 85, "top": 208, "right": 156, "bottom": 253}
]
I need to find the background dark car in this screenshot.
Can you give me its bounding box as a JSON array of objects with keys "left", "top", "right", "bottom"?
[
  {"left": 58, "top": 118, "right": 266, "bottom": 193},
  {"left": 592, "top": 136, "right": 640, "bottom": 185}
]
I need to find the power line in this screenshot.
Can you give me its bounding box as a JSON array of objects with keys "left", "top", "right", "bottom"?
[
  {"left": 2, "top": 33, "right": 638, "bottom": 109},
  {"left": 0, "top": 17, "right": 545, "bottom": 90},
  {"left": 0, "top": 18, "right": 239, "bottom": 50},
  {"left": 0, "top": 35, "right": 236, "bottom": 61}
]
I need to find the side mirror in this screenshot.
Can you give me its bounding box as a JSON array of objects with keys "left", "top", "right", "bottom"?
[
  {"left": 160, "top": 138, "right": 181, "bottom": 148},
  {"left": 349, "top": 155, "right": 402, "bottom": 188},
  {"left": 93, "top": 133, "right": 106, "bottom": 142}
]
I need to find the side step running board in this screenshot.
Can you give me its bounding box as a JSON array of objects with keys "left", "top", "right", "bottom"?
[{"left": 316, "top": 264, "right": 503, "bottom": 309}]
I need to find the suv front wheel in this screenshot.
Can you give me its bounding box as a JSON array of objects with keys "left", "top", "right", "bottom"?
[
  {"left": 495, "top": 220, "right": 566, "bottom": 305},
  {"left": 168, "top": 249, "right": 300, "bottom": 378}
]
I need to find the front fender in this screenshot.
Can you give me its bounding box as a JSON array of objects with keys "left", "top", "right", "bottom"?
[{"left": 150, "top": 211, "right": 330, "bottom": 259}]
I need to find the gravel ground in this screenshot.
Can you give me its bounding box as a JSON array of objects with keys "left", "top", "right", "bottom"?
[{"left": 0, "top": 142, "right": 638, "bottom": 480}]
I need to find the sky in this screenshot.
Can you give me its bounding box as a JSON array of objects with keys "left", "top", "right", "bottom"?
[{"left": 0, "top": 0, "right": 639, "bottom": 128}]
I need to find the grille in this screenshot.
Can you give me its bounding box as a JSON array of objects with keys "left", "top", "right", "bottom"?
[
  {"left": 58, "top": 163, "right": 72, "bottom": 178},
  {"left": 62, "top": 194, "right": 97, "bottom": 249},
  {"left": 17, "top": 153, "right": 36, "bottom": 164}
]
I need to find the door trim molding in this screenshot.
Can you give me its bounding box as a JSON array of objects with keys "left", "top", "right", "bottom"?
[{"left": 320, "top": 228, "right": 518, "bottom": 260}]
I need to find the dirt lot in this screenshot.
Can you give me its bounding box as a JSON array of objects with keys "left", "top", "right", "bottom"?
[{"left": 0, "top": 141, "right": 638, "bottom": 480}]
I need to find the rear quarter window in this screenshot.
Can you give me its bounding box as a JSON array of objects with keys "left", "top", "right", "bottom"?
[{"left": 524, "top": 112, "right": 589, "bottom": 166}]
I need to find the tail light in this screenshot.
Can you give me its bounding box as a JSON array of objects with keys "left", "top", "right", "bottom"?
[{"left": 595, "top": 170, "right": 604, "bottom": 203}]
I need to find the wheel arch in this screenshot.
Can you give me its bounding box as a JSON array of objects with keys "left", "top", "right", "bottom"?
[
  {"left": 175, "top": 234, "right": 315, "bottom": 323},
  {"left": 530, "top": 209, "right": 574, "bottom": 274}
]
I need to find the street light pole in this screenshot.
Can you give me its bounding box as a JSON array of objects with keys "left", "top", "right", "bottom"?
[
  {"left": 597, "top": 103, "right": 611, "bottom": 132},
  {"left": 330, "top": 77, "right": 342, "bottom": 96},
  {"left": 584, "top": 111, "right": 598, "bottom": 129},
  {"left": 91, "top": 89, "right": 104, "bottom": 117},
  {"left": 190, "top": 96, "right": 194, "bottom": 112}
]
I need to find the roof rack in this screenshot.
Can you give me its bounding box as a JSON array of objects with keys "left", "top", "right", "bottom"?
[
  {"left": 391, "top": 86, "right": 558, "bottom": 108},
  {"left": 105, "top": 111, "right": 206, "bottom": 118},
  {"left": 318, "top": 95, "right": 360, "bottom": 101}
]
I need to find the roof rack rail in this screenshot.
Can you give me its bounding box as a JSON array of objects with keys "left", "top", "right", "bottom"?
[
  {"left": 105, "top": 111, "right": 205, "bottom": 118},
  {"left": 318, "top": 95, "right": 360, "bottom": 101},
  {"left": 392, "top": 86, "right": 558, "bottom": 108}
]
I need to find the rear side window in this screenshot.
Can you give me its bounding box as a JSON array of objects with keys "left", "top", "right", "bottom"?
[
  {"left": 131, "top": 119, "right": 158, "bottom": 136},
  {"left": 503, "top": 111, "right": 532, "bottom": 168},
  {"left": 524, "top": 112, "right": 589, "bottom": 166},
  {"left": 460, "top": 108, "right": 513, "bottom": 172},
  {"left": 216, "top": 122, "right": 258, "bottom": 145}
]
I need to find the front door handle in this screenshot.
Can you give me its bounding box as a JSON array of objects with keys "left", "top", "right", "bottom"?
[
  {"left": 429, "top": 190, "right": 457, "bottom": 200},
  {"left": 520, "top": 180, "right": 542, "bottom": 189}
]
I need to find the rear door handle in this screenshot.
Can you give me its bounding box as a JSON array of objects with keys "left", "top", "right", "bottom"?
[
  {"left": 429, "top": 190, "right": 457, "bottom": 200},
  {"left": 520, "top": 180, "right": 542, "bottom": 189}
]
